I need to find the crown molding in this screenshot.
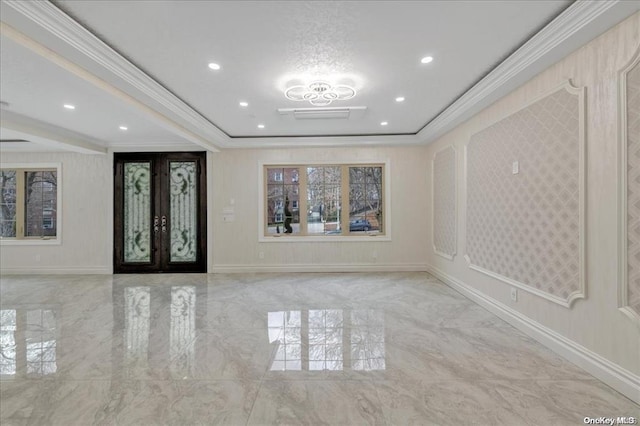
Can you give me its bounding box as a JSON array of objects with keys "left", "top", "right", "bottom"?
[
  {"left": 2, "top": 1, "right": 637, "bottom": 148},
  {"left": 1, "top": 0, "right": 230, "bottom": 148},
  {"left": 226, "top": 134, "right": 422, "bottom": 149},
  {"left": 417, "top": 0, "right": 639, "bottom": 144}
]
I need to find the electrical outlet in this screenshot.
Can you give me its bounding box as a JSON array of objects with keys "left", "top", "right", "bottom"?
[
  {"left": 510, "top": 287, "right": 518, "bottom": 302},
  {"left": 258, "top": 251, "right": 264, "bottom": 259}
]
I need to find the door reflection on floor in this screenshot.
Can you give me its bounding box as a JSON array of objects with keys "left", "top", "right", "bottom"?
[
  {"left": 112, "top": 280, "right": 386, "bottom": 377},
  {"left": 113, "top": 279, "right": 207, "bottom": 379}
]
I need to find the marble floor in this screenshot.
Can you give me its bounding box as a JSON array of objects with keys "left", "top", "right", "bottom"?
[{"left": 0, "top": 272, "right": 637, "bottom": 425}]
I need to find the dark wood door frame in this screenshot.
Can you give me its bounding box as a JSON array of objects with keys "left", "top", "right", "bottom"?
[{"left": 114, "top": 152, "right": 207, "bottom": 273}]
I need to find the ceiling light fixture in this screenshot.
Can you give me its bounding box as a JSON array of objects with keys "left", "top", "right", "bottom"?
[
  {"left": 257, "top": 124, "right": 265, "bottom": 129},
  {"left": 285, "top": 81, "right": 356, "bottom": 106},
  {"left": 380, "top": 121, "right": 388, "bottom": 126},
  {"left": 208, "top": 62, "right": 221, "bottom": 70},
  {"left": 63, "top": 104, "right": 75, "bottom": 110},
  {"left": 119, "top": 126, "right": 128, "bottom": 131},
  {"left": 239, "top": 101, "right": 249, "bottom": 107},
  {"left": 395, "top": 97, "right": 405, "bottom": 102},
  {"left": 421, "top": 56, "right": 433, "bottom": 64}
]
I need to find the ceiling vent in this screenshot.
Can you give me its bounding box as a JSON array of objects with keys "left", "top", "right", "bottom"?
[{"left": 278, "top": 106, "right": 367, "bottom": 120}]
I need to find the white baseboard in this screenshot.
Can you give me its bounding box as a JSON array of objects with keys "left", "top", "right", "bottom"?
[
  {"left": 0, "top": 266, "right": 112, "bottom": 275},
  {"left": 427, "top": 265, "right": 640, "bottom": 405},
  {"left": 210, "top": 263, "right": 429, "bottom": 274}
]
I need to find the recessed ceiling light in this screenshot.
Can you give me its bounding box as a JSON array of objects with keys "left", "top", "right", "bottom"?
[
  {"left": 421, "top": 56, "right": 433, "bottom": 64},
  {"left": 208, "top": 62, "right": 221, "bottom": 70},
  {"left": 380, "top": 121, "right": 388, "bottom": 126},
  {"left": 395, "top": 97, "right": 405, "bottom": 102},
  {"left": 257, "top": 124, "right": 265, "bottom": 129},
  {"left": 63, "top": 104, "right": 75, "bottom": 110},
  {"left": 119, "top": 126, "right": 128, "bottom": 131},
  {"left": 239, "top": 101, "right": 248, "bottom": 107}
]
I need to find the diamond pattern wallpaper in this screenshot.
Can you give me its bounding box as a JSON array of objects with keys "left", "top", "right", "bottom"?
[
  {"left": 433, "top": 146, "right": 456, "bottom": 259},
  {"left": 626, "top": 57, "right": 640, "bottom": 318},
  {"left": 466, "top": 84, "right": 584, "bottom": 306}
]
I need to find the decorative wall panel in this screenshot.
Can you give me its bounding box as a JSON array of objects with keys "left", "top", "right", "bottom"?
[
  {"left": 621, "top": 48, "right": 640, "bottom": 322},
  {"left": 433, "top": 146, "right": 457, "bottom": 259},
  {"left": 466, "top": 82, "right": 585, "bottom": 307}
]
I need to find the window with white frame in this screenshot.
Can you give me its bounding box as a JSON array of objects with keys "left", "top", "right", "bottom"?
[
  {"left": 263, "top": 164, "right": 385, "bottom": 237},
  {"left": 0, "top": 167, "right": 59, "bottom": 240}
]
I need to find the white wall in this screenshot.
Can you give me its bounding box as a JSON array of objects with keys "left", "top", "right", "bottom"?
[
  {"left": 0, "top": 152, "right": 112, "bottom": 274},
  {"left": 425, "top": 12, "right": 640, "bottom": 398},
  {"left": 208, "top": 146, "right": 429, "bottom": 272},
  {"left": 0, "top": 145, "right": 429, "bottom": 274}
]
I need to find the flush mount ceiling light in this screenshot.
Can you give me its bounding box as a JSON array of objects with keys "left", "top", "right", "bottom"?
[
  {"left": 63, "top": 104, "right": 75, "bottom": 110},
  {"left": 395, "top": 96, "right": 405, "bottom": 102},
  {"left": 421, "top": 56, "right": 433, "bottom": 64},
  {"left": 257, "top": 124, "right": 265, "bottom": 129},
  {"left": 380, "top": 121, "right": 388, "bottom": 126},
  {"left": 208, "top": 62, "right": 221, "bottom": 70},
  {"left": 119, "top": 126, "right": 128, "bottom": 131},
  {"left": 285, "top": 81, "right": 356, "bottom": 106},
  {"left": 239, "top": 101, "right": 248, "bottom": 107}
]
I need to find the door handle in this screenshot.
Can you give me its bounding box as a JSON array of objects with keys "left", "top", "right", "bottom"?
[
  {"left": 153, "top": 216, "right": 159, "bottom": 233},
  {"left": 161, "top": 215, "right": 167, "bottom": 233}
]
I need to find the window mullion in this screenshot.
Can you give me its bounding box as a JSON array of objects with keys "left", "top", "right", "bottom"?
[
  {"left": 15, "top": 170, "right": 25, "bottom": 239},
  {"left": 341, "top": 165, "right": 350, "bottom": 236},
  {"left": 299, "top": 167, "right": 308, "bottom": 236}
]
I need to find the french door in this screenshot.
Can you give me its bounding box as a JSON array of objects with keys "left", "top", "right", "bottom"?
[{"left": 114, "top": 152, "right": 207, "bottom": 273}]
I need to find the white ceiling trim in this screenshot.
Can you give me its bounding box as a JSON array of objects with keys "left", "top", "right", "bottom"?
[
  {"left": 2, "top": 0, "right": 229, "bottom": 148},
  {"left": 2, "top": 0, "right": 637, "bottom": 149},
  {"left": 225, "top": 134, "right": 423, "bottom": 149},
  {"left": 1, "top": 110, "right": 106, "bottom": 154},
  {"left": 417, "top": 0, "right": 638, "bottom": 143},
  {"left": 0, "top": 22, "right": 220, "bottom": 153},
  {"left": 108, "top": 142, "right": 201, "bottom": 153}
]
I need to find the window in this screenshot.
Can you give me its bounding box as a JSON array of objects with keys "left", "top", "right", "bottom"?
[
  {"left": 262, "top": 163, "right": 386, "bottom": 238},
  {"left": 0, "top": 165, "right": 60, "bottom": 242}
]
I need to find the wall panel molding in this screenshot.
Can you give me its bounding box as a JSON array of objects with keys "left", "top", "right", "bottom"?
[
  {"left": 432, "top": 145, "right": 457, "bottom": 260},
  {"left": 619, "top": 46, "right": 640, "bottom": 323},
  {"left": 465, "top": 81, "right": 586, "bottom": 308}
]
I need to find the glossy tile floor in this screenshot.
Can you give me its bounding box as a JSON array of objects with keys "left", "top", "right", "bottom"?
[{"left": 0, "top": 272, "right": 637, "bottom": 425}]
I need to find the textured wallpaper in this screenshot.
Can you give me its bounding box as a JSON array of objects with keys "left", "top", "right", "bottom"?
[
  {"left": 626, "top": 56, "right": 640, "bottom": 318},
  {"left": 433, "top": 146, "right": 456, "bottom": 259},
  {"left": 466, "top": 84, "right": 584, "bottom": 306}
]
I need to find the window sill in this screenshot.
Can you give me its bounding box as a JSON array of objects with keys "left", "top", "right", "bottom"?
[
  {"left": 259, "top": 234, "right": 391, "bottom": 243},
  {"left": 0, "top": 238, "right": 61, "bottom": 246}
]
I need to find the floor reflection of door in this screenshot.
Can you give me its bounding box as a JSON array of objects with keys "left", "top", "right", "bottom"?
[{"left": 114, "top": 152, "right": 207, "bottom": 273}]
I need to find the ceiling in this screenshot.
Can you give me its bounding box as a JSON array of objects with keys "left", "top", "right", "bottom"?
[{"left": 0, "top": 1, "right": 638, "bottom": 152}]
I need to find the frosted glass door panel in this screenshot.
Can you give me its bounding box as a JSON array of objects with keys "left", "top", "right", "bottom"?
[
  {"left": 124, "top": 162, "right": 151, "bottom": 263},
  {"left": 170, "top": 162, "right": 197, "bottom": 262}
]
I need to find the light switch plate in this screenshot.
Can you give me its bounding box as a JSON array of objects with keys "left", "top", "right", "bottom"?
[{"left": 512, "top": 161, "right": 519, "bottom": 174}]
